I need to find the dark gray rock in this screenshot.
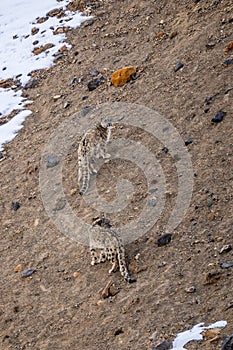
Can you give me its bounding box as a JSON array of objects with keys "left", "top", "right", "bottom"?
[
  {"left": 174, "top": 62, "right": 184, "bottom": 72},
  {"left": 151, "top": 340, "right": 171, "bottom": 350},
  {"left": 220, "top": 262, "right": 233, "bottom": 269},
  {"left": 22, "top": 269, "right": 36, "bottom": 277},
  {"left": 212, "top": 111, "right": 226, "bottom": 123},
  {"left": 12, "top": 201, "right": 20, "bottom": 211},
  {"left": 222, "top": 334, "right": 233, "bottom": 350},
  {"left": 46, "top": 154, "right": 59, "bottom": 168},
  {"left": 157, "top": 233, "right": 172, "bottom": 247},
  {"left": 184, "top": 137, "right": 193, "bottom": 146},
  {"left": 219, "top": 244, "right": 232, "bottom": 254},
  {"left": 80, "top": 105, "right": 92, "bottom": 117},
  {"left": 24, "top": 80, "right": 36, "bottom": 89},
  {"left": 148, "top": 199, "right": 157, "bottom": 207},
  {"left": 87, "top": 76, "right": 104, "bottom": 91},
  {"left": 67, "top": 77, "right": 77, "bottom": 86},
  {"left": 223, "top": 59, "right": 233, "bottom": 66}
]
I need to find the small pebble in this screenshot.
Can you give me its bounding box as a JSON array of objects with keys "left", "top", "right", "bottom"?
[
  {"left": 174, "top": 62, "right": 184, "bottom": 72},
  {"left": 169, "top": 31, "right": 178, "bottom": 39},
  {"left": 153, "top": 339, "right": 171, "bottom": 350},
  {"left": 184, "top": 137, "right": 193, "bottom": 146},
  {"left": 205, "top": 96, "right": 212, "bottom": 105},
  {"left": 114, "top": 328, "right": 124, "bottom": 336},
  {"left": 12, "top": 201, "right": 20, "bottom": 211},
  {"left": 148, "top": 199, "right": 156, "bottom": 207},
  {"left": 204, "top": 271, "right": 221, "bottom": 284},
  {"left": 149, "top": 188, "right": 157, "bottom": 194},
  {"left": 91, "top": 69, "right": 100, "bottom": 76},
  {"left": 70, "top": 188, "right": 77, "bottom": 196},
  {"left": 206, "top": 39, "right": 216, "bottom": 49},
  {"left": 216, "top": 237, "right": 223, "bottom": 242},
  {"left": 185, "top": 286, "right": 196, "bottom": 293},
  {"left": 22, "top": 269, "right": 36, "bottom": 277},
  {"left": 67, "top": 77, "right": 77, "bottom": 86},
  {"left": 207, "top": 199, "right": 214, "bottom": 207},
  {"left": 73, "top": 271, "right": 80, "bottom": 278},
  {"left": 63, "top": 101, "right": 70, "bottom": 108},
  {"left": 87, "top": 78, "right": 101, "bottom": 91},
  {"left": 53, "top": 94, "right": 62, "bottom": 101},
  {"left": 46, "top": 154, "right": 59, "bottom": 168},
  {"left": 157, "top": 233, "right": 172, "bottom": 247},
  {"left": 162, "top": 146, "right": 169, "bottom": 154},
  {"left": 212, "top": 111, "right": 226, "bottom": 123},
  {"left": 222, "top": 334, "right": 233, "bottom": 350},
  {"left": 54, "top": 198, "right": 66, "bottom": 211},
  {"left": 24, "top": 80, "right": 36, "bottom": 89},
  {"left": 80, "top": 105, "right": 92, "bottom": 117},
  {"left": 223, "top": 58, "right": 233, "bottom": 66},
  {"left": 220, "top": 262, "right": 233, "bottom": 269},
  {"left": 219, "top": 244, "right": 232, "bottom": 254},
  {"left": 158, "top": 261, "right": 167, "bottom": 268},
  {"left": 14, "top": 264, "right": 22, "bottom": 273},
  {"left": 83, "top": 20, "right": 94, "bottom": 27}
]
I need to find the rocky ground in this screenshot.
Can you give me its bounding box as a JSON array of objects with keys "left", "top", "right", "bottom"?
[{"left": 0, "top": 0, "right": 233, "bottom": 349}]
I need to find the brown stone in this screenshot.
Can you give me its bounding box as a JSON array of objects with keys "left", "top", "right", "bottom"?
[
  {"left": 202, "top": 328, "right": 222, "bottom": 341},
  {"left": 59, "top": 44, "right": 68, "bottom": 52},
  {"left": 46, "top": 8, "right": 64, "bottom": 17},
  {"left": 67, "top": 0, "right": 85, "bottom": 12},
  {"left": 224, "top": 41, "right": 233, "bottom": 53},
  {"left": 101, "top": 280, "right": 119, "bottom": 298},
  {"left": 157, "top": 31, "right": 165, "bottom": 38},
  {"left": 73, "top": 271, "right": 80, "bottom": 278},
  {"left": 31, "top": 27, "right": 39, "bottom": 35},
  {"left": 169, "top": 31, "right": 178, "bottom": 39},
  {"left": 0, "top": 78, "right": 13, "bottom": 88},
  {"left": 14, "top": 264, "right": 22, "bottom": 273},
  {"left": 204, "top": 270, "right": 221, "bottom": 285},
  {"left": 33, "top": 43, "right": 54, "bottom": 55},
  {"left": 53, "top": 27, "right": 68, "bottom": 35},
  {"left": 37, "top": 17, "right": 48, "bottom": 24}
]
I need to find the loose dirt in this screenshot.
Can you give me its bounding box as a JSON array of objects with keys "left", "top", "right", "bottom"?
[{"left": 1, "top": 0, "right": 232, "bottom": 349}]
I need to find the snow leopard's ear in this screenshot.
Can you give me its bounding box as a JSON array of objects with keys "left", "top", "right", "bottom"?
[
  {"left": 92, "top": 216, "right": 112, "bottom": 228},
  {"left": 100, "top": 116, "right": 113, "bottom": 128}
]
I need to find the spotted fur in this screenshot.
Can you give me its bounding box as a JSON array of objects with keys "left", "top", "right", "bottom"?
[
  {"left": 89, "top": 218, "right": 136, "bottom": 283},
  {"left": 78, "top": 121, "right": 112, "bottom": 195}
]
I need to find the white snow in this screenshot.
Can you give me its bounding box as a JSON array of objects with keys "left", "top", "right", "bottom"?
[
  {"left": 171, "top": 320, "right": 227, "bottom": 350},
  {"left": 0, "top": 110, "right": 32, "bottom": 146},
  {"left": 0, "top": 0, "right": 90, "bottom": 150}
]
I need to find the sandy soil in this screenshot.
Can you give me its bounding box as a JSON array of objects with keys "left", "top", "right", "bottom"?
[{"left": 1, "top": 0, "right": 233, "bottom": 349}]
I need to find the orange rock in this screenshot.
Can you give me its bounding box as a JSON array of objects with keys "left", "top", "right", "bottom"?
[
  {"left": 224, "top": 41, "right": 233, "bottom": 53},
  {"left": 59, "top": 44, "right": 68, "bottom": 52},
  {"left": 157, "top": 31, "right": 164, "bottom": 38},
  {"left": 14, "top": 264, "right": 22, "bottom": 273},
  {"left": 111, "top": 66, "right": 136, "bottom": 87}
]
